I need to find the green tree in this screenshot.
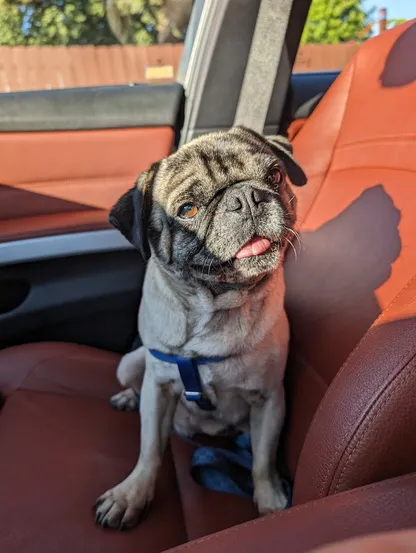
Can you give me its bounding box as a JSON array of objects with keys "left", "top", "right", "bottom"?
[
  {"left": 0, "top": 0, "right": 26, "bottom": 45},
  {"left": 387, "top": 18, "right": 406, "bottom": 29},
  {"left": 107, "top": 0, "right": 192, "bottom": 45},
  {"left": 0, "top": 0, "right": 192, "bottom": 46},
  {"left": 301, "top": 0, "right": 375, "bottom": 44}
]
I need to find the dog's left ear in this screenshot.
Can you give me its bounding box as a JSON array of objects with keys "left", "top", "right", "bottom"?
[
  {"left": 109, "top": 162, "right": 159, "bottom": 260},
  {"left": 266, "top": 135, "right": 307, "bottom": 186}
]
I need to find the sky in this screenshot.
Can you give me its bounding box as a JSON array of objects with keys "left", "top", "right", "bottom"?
[{"left": 363, "top": 0, "right": 414, "bottom": 22}]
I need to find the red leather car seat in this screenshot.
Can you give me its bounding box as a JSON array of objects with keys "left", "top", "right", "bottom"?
[
  {"left": 284, "top": 19, "right": 416, "bottom": 502},
  {"left": 0, "top": 19, "right": 415, "bottom": 553}
]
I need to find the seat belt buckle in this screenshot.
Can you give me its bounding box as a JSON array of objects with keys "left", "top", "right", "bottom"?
[
  {"left": 184, "top": 390, "right": 215, "bottom": 411},
  {"left": 184, "top": 390, "right": 202, "bottom": 402}
]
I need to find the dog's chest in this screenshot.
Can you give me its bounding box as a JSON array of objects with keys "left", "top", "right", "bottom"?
[
  {"left": 140, "top": 265, "right": 288, "bottom": 435},
  {"left": 151, "top": 353, "right": 278, "bottom": 437}
]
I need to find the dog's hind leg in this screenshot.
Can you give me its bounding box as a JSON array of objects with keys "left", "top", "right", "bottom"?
[
  {"left": 110, "top": 388, "right": 138, "bottom": 411},
  {"left": 110, "top": 346, "right": 146, "bottom": 412}
]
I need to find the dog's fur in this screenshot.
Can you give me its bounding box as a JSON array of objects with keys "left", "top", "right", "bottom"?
[{"left": 94, "top": 126, "right": 306, "bottom": 529}]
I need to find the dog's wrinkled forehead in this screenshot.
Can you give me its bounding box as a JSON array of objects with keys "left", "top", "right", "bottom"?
[
  {"left": 153, "top": 126, "right": 298, "bottom": 207},
  {"left": 177, "top": 130, "right": 273, "bottom": 179}
]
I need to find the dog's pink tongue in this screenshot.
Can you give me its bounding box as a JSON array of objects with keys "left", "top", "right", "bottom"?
[{"left": 235, "top": 237, "right": 271, "bottom": 259}]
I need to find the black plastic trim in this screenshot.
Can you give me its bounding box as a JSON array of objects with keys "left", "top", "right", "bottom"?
[{"left": 0, "top": 83, "right": 185, "bottom": 132}]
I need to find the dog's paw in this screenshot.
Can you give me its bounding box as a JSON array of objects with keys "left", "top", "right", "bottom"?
[
  {"left": 254, "top": 479, "right": 288, "bottom": 515},
  {"left": 94, "top": 483, "right": 150, "bottom": 530},
  {"left": 110, "top": 388, "right": 138, "bottom": 412}
]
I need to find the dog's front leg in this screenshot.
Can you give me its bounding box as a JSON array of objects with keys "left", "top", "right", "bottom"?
[
  {"left": 95, "top": 367, "right": 178, "bottom": 530},
  {"left": 250, "top": 389, "right": 287, "bottom": 515}
]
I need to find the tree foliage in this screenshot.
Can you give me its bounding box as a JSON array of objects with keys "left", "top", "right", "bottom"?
[
  {"left": 107, "top": 0, "right": 192, "bottom": 45},
  {"left": 387, "top": 18, "right": 407, "bottom": 30},
  {"left": 0, "top": 0, "right": 193, "bottom": 46},
  {"left": 301, "top": 0, "right": 375, "bottom": 44}
]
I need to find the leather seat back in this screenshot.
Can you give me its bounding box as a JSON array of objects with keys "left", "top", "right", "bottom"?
[{"left": 283, "top": 20, "right": 416, "bottom": 503}]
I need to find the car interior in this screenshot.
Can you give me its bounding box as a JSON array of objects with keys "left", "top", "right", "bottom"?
[{"left": 0, "top": 0, "right": 415, "bottom": 552}]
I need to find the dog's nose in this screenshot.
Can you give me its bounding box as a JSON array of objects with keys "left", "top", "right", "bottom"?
[{"left": 225, "top": 187, "right": 270, "bottom": 214}]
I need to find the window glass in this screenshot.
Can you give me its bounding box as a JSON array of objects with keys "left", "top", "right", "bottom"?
[
  {"left": 295, "top": 0, "right": 410, "bottom": 73},
  {"left": 0, "top": 0, "right": 194, "bottom": 92}
]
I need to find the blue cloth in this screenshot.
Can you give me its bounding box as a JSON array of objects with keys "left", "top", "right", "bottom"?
[
  {"left": 190, "top": 433, "right": 292, "bottom": 507},
  {"left": 148, "top": 348, "right": 226, "bottom": 411}
]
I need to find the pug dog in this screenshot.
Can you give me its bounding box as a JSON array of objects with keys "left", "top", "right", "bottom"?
[{"left": 94, "top": 126, "right": 306, "bottom": 530}]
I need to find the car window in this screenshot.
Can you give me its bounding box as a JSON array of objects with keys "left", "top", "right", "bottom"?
[
  {"left": 295, "top": 1, "right": 409, "bottom": 73},
  {"left": 0, "top": 0, "right": 194, "bottom": 92}
]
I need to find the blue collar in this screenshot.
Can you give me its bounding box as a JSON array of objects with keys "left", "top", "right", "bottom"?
[{"left": 148, "top": 349, "right": 226, "bottom": 411}]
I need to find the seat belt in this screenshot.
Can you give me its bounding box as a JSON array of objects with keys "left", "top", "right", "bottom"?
[{"left": 233, "top": 0, "right": 294, "bottom": 134}]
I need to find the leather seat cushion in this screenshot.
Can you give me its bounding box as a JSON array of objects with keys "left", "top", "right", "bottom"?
[{"left": 0, "top": 342, "right": 256, "bottom": 553}]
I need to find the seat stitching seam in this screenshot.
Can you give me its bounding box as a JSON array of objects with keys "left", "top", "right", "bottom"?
[
  {"left": 305, "top": 164, "right": 416, "bottom": 182},
  {"left": 337, "top": 135, "right": 416, "bottom": 148},
  {"left": 294, "top": 271, "right": 416, "bottom": 499},
  {"left": 331, "top": 357, "right": 416, "bottom": 493},
  {"left": 320, "top": 344, "right": 415, "bottom": 497},
  {"left": 7, "top": 174, "right": 137, "bottom": 188},
  {"left": 8, "top": 387, "right": 116, "bottom": 402},
  {"left": 166, "top": 473, "right": 416, "bottom": 551},
  {"left": 319, "top": 165, "right": 416, "bottom": 175},
  {"left": 10, "top": 351, "right": 118, "bottom": 397},
  {"left": 13, "top": 353, "right": 66, "bottom": 394}
]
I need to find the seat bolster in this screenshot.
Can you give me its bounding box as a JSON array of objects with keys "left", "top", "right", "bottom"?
[{"left": 293, "top": 275, "right": 416, "bottom": 503}]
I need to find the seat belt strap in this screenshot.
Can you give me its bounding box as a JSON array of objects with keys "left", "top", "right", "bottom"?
[{"left": 233, "top": 0, "right": 294, "bottom": 134}]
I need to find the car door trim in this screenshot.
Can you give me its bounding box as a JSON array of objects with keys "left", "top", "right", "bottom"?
[{"left": 0, "top": 230, "right": 134, "bottom": 267}]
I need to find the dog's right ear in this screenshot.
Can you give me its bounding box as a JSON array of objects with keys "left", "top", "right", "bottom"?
[
  {"left": 266, "top": 134, "right": 307, "bottom": 187},
  {"left": 108, "top": 162, "right": 159, "bottom": 260}
]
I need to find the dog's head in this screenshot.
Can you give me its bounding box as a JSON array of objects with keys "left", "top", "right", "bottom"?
[{"left": 109, "top": 126, "right": 306, "bottom": 290}]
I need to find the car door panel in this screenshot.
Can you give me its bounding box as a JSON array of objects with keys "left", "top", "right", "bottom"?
[
  {"left": 0, "top": 83, "right": 183, "bottom": 350},
  {"left": 0, "top": 249, "right": 143, "bottom": 353},
  {"left": 0, "top": 84, "right": 183, "bottom": 243},
  {"left": 0, "top": 126, "right": 174, "bottom": 242}
]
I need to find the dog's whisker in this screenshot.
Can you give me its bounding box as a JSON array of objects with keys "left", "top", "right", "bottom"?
[
  {"left": 208, "top": 257, "right": 215, "bottom": 278},
  {"left": 285, "top": 227, "right": 303, "bottom": 251},
  {"left": 201, "top": 256, "right": 209, "bottom": 275},
  {"left": 285, "top": 237, "right": 298, "bottom": 261},
  {"left": 217, "top": 258, "right": 226, "bottom": 276}
]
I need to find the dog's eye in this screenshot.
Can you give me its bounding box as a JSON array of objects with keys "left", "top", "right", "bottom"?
[
  {"left": 268, "top": 166, "right": 283, "bottom": 185},
  {"left": 178, "top": 203, "right": 199, "bottom": 219}
]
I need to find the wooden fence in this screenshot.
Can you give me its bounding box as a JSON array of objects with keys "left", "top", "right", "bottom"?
[
  {"left": 294, "top": 42, "right": 360, "bottom": 72},
  {"left": 0, "top": 42, "right": 361, "bottom": 93}
]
